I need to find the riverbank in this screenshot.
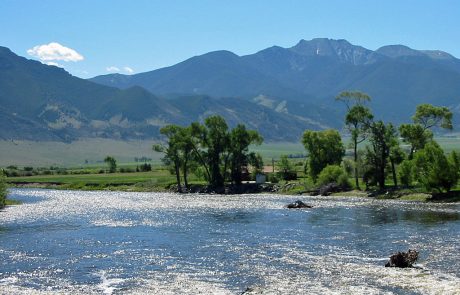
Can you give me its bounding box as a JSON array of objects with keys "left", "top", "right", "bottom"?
[{"left": 6, "top": 175, "right": 460, "bottom": 203}]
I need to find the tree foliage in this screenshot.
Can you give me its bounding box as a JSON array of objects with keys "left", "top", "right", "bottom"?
[
  {"left": 413, "top": 142, "right": 459, "bottom": 193},
  {"left": 317, "top": 165, "right": 350, "bottom": 188},
  {"left": 277, "top": 155, "right": 297, "bottom": 180},
  {"left": 154, "top": 116, "right": 263, "bottom": 189},
  {"left": 104, "top": 156, "right": 117, "bottom": 173},
  {"left": 302, "top": 129, "right": 345, "bottom": 181},
  {"left": 398, "top": 159, "right": 414, "bottom": 187},
  {"left": 154, "top": 125, "right": 187, "bottom": 191},
  {"left": 228, "top": 124, "right": 263, "bottom": 184},
  {"left": 362, "top": 121, "right": 398, "bottom": 190},
  {"left": 413, "top": 104, "right": 453, "bottom": 130},
  {"left": 336, "top": 91, "right": 373, "bottom": 189},
  {"left": 400, "top": 104, "right": 453, "bottom": 159},
  {"left": 399, "top": 124, "right": 433, "bottom": 159}
]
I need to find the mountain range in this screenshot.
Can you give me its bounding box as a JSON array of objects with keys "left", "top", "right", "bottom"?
[{"left": 1, "top": 38, "right": 460, "bottom": 142}]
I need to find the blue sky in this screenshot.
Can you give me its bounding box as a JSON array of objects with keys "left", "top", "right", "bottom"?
[{"left": 1, "top": 0, "right": 459, "bottom": 78}]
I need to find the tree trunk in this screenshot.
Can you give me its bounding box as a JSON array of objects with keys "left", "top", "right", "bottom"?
[
  {"left": 379, "top": 150, "right": 386, "bottom": 190},
  {"left": 409, "top": 146, "right": 415, "bottom": 160},
  {"left": 191, "top": 146, "right": 211, "bottom": 181},
  {"left": 354, "top": 138, "right": 360, "bottom": 190},
  {"left": 174, "top": 161, "right": 182, "bottom": 193},
  {"left": 390, "top": 157, "right": 398, "bottom": 187},
  {"left": 183, "top": 155, "right": 189, "bottom": 189}
]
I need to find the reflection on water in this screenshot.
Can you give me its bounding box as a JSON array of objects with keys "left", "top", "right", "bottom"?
[{"left": 0, "top": 189, "right": 459, "bottom": 294}]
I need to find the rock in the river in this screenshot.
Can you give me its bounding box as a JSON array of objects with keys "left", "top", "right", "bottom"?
[
  {"left": 385, "top": 249, "right": 419, "bottom": 268},
  {"left": 286, "top": 200, "right": 312, "bottom": 209},
  {"left": 241, "top": 286, "right": 264, "bottom": 294}
]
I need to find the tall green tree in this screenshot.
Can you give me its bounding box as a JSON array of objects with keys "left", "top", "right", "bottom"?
[
  {"left": 413, "top": 142, "right": 459, "bottom": 193},
  {"left": 363, "top": 121, "right": 398, "bottom": 190},
  {"left": 228, "top": 124, "right": 263, "bottom": 184},
  {"left": 201, "top": 116, "right": 230, "bottom": 187},
  {"left": 177, "top": 126, "right": 195, "bottom": 189},
  {"left": 389, "top": 145, "right": 406, "bottom": 187},
  {"left": 104, "top": 156, "right": 117, "bottom": 173},
  {"left": 400, "top": 104, "right": 453, "bottom": 159},
  {"left": 399, "top": 124, "right": 433, "bottom": 159},
  {"left": 413, "top": 104, "right": 453, "bottom": 130},
  {"left": 302, "top": 129, "right": 345, "bottom": 181},
  {"left": 336, "top": 91, "right": 373, "bottom": 189},
  {"left": 153, "top": 125, "right": 184, "bottom": 191}
]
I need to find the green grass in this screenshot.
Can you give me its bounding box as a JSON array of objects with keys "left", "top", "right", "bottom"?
[
  {"left": 250, "top": 142, "right": 305, "bottom": 161},
  {"left": 7, "top": 172, "right": 161, "bottom": 184},
  {"left": 2, "top": 137, "right": 460, "bottom": 168},
  {"left": 0, "top": 138, "right": 164, "bottom": 167},
  {"left": 5, "top": 168, "right": 208, "bottom": 192}
]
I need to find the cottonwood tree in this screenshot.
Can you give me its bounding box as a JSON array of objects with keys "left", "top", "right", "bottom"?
[
  {"left": 153, "top": 125, "right": 184, "bottom": 191},
  {"left": 336, "top": 91, "right": 373, "bottom": 189},
  {"left": 227, "top": 124, "right": 263, "bottom": 184},
  {"left": 156, "top": 116, "right": 264, "bottom": 189},
  {"left": 302, "top": 129, "right": 345, "bottom": 181},
  {"left": 400, "top": 104, "right": 453, "bottom": 159},
  {"left": 413, "top": 142, "right": 459, "bottom": 193},
  {"left": 200, "top": 116, "right": 230, "bottom": 187},
  {"left": 363, "top": 121, "right": 398, "bottom": 190}
]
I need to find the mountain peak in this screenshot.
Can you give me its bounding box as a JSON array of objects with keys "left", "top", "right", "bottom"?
[
  {"left": 376, "top": 45, "right": 424, "bottom": 58},
  {"left": 290, "top": 38, "right": 377, "bottom": 65}
]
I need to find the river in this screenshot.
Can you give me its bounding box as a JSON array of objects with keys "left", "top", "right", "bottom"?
[{"left": 0, "top": 189, "right": 459, "bottom": 294}]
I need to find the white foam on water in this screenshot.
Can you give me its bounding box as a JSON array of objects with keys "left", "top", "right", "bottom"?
[{"left": 97, "top": 271, "right": 125, "bottom": 295}]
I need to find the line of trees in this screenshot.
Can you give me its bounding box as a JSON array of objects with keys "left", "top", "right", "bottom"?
[
  {"left": 153, "top": 115, "right": 264, "bottom": 191},
  {"left": 302, "top": 91, "right": 459, "bottom": 193}
]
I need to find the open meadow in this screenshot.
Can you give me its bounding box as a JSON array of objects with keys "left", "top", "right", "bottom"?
[{"left": 2, "top": 137, "right": 460, "bottom": 168}]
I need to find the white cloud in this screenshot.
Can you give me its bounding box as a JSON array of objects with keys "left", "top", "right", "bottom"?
[
  {"left": 45, "top": 61, "right": 63, "bottom": 67},
  {"left": 123, "top": 66, "right": 134, "bottom": 74},
  {"left": 106, "top": 66, "right": 121, "bottom": 72},
  {"left": 106, "top": 66, "right": 134, "bottom": 74},
  {"left": 27, "top": 42, "right": 84, "bottom": 62}
]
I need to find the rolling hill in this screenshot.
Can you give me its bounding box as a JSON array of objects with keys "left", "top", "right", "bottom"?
[{"left": 0, "top": 45, "right": 335, "bottom": 142}]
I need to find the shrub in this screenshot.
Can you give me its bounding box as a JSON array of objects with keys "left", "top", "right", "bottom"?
[
  {"left": 268, "top": 173, "right": 280, "bottom": 183},
  {"left": 398, "top": 160, "right": 413, "bottom": 187},
  {"left": 413, "top": 142, "right": 459, "bottom": 193},
  {"left": 317, "top": 165, "right": 350, "bottom": 188},
  {"left": 56, "top": 169, "right": 68, "bottom": 175},
  {"left": 337, "top": 173, "right": 352, "bottom": 189},
  {"left": 342, "top": 158, "right": 354, "bottom": 176},
  {"left": 5, "top": 170, "right": 19, "bottom": 177},
  {"left": 277, "top": 155, "right": 297, "bottom": 180},
  {"left": 139, "top": 163, "right": 152, "bottom": 172}
]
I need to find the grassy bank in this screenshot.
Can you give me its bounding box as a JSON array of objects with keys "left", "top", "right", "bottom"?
[
  {"left": 6, "top": 169, "right": 207, "bottom": 192},
  {"left": 4, "top": 164, "right": 460, "bottom": 203}
]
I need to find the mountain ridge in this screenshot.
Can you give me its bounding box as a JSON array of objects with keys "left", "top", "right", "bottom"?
[
  {"left": 0, "top": 45, "right": 334, "bottom": 142},
  {"left": 89, "top": 38, "right": 460, "bottom": 126}
]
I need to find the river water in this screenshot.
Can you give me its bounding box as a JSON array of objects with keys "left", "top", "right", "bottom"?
[{"left": 0, "top": 189, "right": 459, "bottom": 294}]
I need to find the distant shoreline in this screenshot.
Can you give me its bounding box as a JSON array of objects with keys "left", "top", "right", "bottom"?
[{"left": 7, "top": 181, "right": 460, "bottom": 203}]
